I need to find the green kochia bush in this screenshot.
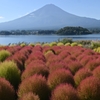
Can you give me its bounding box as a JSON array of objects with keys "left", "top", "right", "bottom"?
[
  {"left": 0, "top": 78, "right": 16, "bottom": 100},
  {"left": 18, "top": 74, "right": 50, "bottom": 100},
  {"left": 77, "top": 76, "right": 100, "bottom": 100},
  {"left": 18, "top": 92, "right": 40, "bottom": 100},
  {"left": 0, "top": 50, "right": 11, "bottom": 62},
  {"left": 51, "top": 84, "right": 79, "bottom": 100},
  {"left": 0, "top": 61, "right": 21, "bottom": 89}
]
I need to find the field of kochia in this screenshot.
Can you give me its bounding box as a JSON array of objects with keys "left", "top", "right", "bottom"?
[{"left": 0, "top": 41, "right": 100, "bottom": 100}]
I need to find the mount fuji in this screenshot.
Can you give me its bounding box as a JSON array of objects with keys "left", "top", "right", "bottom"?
[{"left": 0, "top": 4, "right": 100, "bottom": 30}]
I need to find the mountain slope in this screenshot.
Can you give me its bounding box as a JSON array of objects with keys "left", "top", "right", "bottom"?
[{"left": 0, "top": 4, "right": 100, "bottom": 30}]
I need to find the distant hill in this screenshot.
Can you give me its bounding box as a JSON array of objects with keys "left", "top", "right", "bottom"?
[
  {"left": 56, "top": 26, "right": 92, "bottom": 35},
  {"left": 0, "top": 4, "right": 100, "bottom": 30}
]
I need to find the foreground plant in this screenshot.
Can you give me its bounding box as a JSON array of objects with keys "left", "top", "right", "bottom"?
[
  {"left": 18, "top": 74, "right": 50, "bottom": 100},
  {"left": 77, "top": 76, "right": 100, "bottom": 100},
  {"left": 18, "top": 92, "right": 40, "bottom": 100},
  {"left": 0, "top": 61, "right": 21, "bottom": 89},
  {"left": 51, "top": 83, "right": 79, "bottom": 100},
  {"left": 0, "top": 78, "right": 16, "bottom": 100}
]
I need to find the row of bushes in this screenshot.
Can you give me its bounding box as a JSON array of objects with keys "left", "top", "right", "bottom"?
[{"left": 0, "top": 44, "right": 100, "bottom": 100}]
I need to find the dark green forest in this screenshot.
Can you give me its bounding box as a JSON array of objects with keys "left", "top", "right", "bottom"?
[{"left": 56, "top": 26, "right": 92, "bottom": 35}]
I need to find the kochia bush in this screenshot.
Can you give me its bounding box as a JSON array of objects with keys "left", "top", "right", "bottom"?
[
  {"left": 85, "top": 59, "right": 100, "bottom": 71},
  {"left": 0, "top": 50, "right": 11, "bottom": 62},
  {"left": 18, "top": 92, "right": 40, "bottom": 100},
  {"left": 47, "top": 68, "right": 74, "bottom": 90},
  {"left": 92, "top": 66, "right": 100, "bottom": 79},
  {"left": 51, "top": 84, "right": 79, "bottom": 100},
  {"left": 77, "top": 76, "right": 100, "bottom": 100},
  {"left": 0, "top": 78, "right": 16, "bottom": 100},
  {"left": 68, "top": 61, "right": 83, "bottom": 75},
  {"left": 48, "top": 61, "right": 68, "bottom": 73},
  {"left": 0, "top": 61, "right": 21, "bottom": 89},
  {"left": 21, "top": 63, "right": 49, "bottom": 80},
  {"left": 18, "top": 74, "right": 50, "bottom": 100},
  {"left": 74, "top": 68, "right": 92, "bottom": 87}
]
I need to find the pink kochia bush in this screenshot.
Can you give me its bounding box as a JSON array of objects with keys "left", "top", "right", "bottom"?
[
  {"left": 0, "top": 78, "right": 16, "bottom": 100},
  {"left": 18, "top": 92, "right": 40, "bottom": 100},
  {"left": 74, "top": 68, "right": 92, "bottom": 87},
  {"left": 47, "top": 68, "right": 74, "bottom": 90},
  {"left": 51, "top": 84, "right": 79, "bottom": 100},
  {"left": 18, "top": 74, "right": 50, "bottom": 100},
  {"left": 77, "top": 76, "right": 100, "bottom": 100}
]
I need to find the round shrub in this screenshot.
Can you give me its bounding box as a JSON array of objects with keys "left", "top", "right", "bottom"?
[
  {"left": 47, "top": 68, "right": 74, "bottom": 90},
  {"left": 0, "top": 50, "right": 11, "bottom": 62},
  {"left": 68, "top": 61, "right": 83, "bottom": 75},
  {"left": 74, "top": 68, "right": 92, "bottom": 87},
  {"left": 51, "top": 84, "right": 79, "bottom": 100},
  {"left": 57, "top": 42, "right": 64, "bottom": 46},
  {"left": 77, "top": 76, "right": 100, "bottom": 100},
  {"left": 93, "top": 66, "right": 100, "bottom": 79},
  {"left": 65, "top": 42, "right": 71, "bottom": 46},
  {"left": 0, "top": 61, "right": 21, "bottom": 89},
  {"left": 71, "top": 42, "right": 78, "bottom": 46},
  {"left": 18, "top": 74, "right": 50, "bottom": 100},
  {"left": 49, "top": 42, "right": 57, "bottom": 46},
  {"left": 80, "top": 56, "right": 93, "bottom": 66},
  {"left": 85, "top": 59, "right": 100, "bottom": 71},
  {"left": 18, "top": 92, "right": 40, "bottom": 100},
  {"left": 0, "top": 78, "right": 16, "bottom": 100},
  {"left": 48, "top": 61, "right": 68, "bottom": 73},
  {"left": 21, "top": 64, "right": 49, "bottom": 80}
]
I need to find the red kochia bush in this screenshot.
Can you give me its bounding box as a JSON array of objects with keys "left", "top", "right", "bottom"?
[
  {"left": 85, "top": 59, "right": 100, "bottom": 71},
  {"left": 26, "top": 59, "right": 46, "bottom": 68},
  {"left": 93, "top": 66, "right": 100, "bottom": 79},
  {"left": 18, "top": 74, "right": 50, "bottom": 100},
  {"left": 47, "top": 68, "right": 74, "bottom": 90},
  {"left": 18, "top": 92, "right": 40, "bottom": 100},
  {"left": 80, "top": 55, "right": 93, "bottom": 66},
  {"left": 68, "top": 61, "right": 83, "bottom": 75},
  {"left": 51, "top": 84, "right": 79, "bottom": 100},
  {"left": 77, "top": 76, "right": 100, "bottom": 100},
  {"left": 0, "top": 78, "right": 16, "bottom": 100},
  {"left": 21, "top": 64, "right": 49, "bottom": 80},
  {"left": 48, "top": 61, "right": 68, "bottom": 73},
  {"left": 74, "top": 68, "right": 92, "bottom": 87},
  {"left": 58, "top": 50, "right": 70, "bottom": 59}
]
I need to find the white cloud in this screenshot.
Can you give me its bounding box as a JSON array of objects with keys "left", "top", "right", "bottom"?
[{"left": 0, "top": 16, "right": 4, "bottom": 19}]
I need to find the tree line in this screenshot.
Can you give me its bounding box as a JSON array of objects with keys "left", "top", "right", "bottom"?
[{"left": 0, "top": 26, "right": 93, "bottom": 35}]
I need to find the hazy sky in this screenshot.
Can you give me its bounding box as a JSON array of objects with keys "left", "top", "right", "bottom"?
[{"left": 0, "top": 0, "right": 100, "bottom": 23}]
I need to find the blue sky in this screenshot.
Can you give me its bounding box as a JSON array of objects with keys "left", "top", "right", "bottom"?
[{"left": 0, "top": 0, "right": 100, "bottom": 23}]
